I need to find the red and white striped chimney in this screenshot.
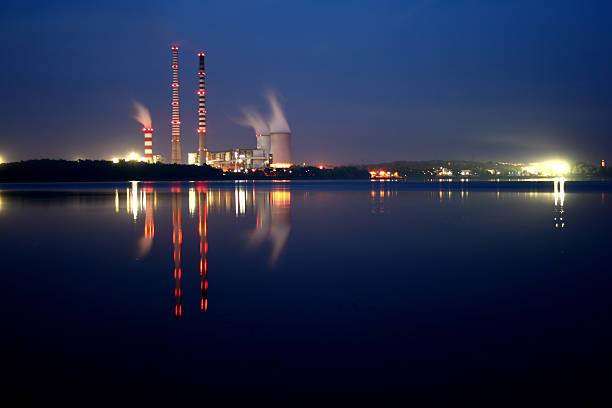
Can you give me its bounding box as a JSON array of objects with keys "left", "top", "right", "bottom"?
[
  {"left": 143, "top": 127, "right": 154, "bottom": 162},
  {"left": 171, "top": 46, "right": 182, "bottom": 164},
  {"left": 197, "top": 52, "right": 207, "bottom": 165}
]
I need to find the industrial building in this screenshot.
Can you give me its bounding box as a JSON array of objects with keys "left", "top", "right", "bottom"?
[
  {"left": 180, "top": 47, "right": 292, "bottom": 171},
  {"left": 206, "top": 148, "right": 270, "bottom": 171},
  {"left": 195, "top": 131, "right": 292, "bottom": 171},
  {"left": 136, "top": 46, "right": 293, "bottom": 170},
  {"left": 201, "top": 130, "right": 292, "bottom": 171}
]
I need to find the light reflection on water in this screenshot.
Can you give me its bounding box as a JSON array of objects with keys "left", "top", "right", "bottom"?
[
  {"left": 112, "top": 181, "right": 292, "bottom": 316},
  {"left": 1, "top": 180, "right": 612, "bottom": 402}
]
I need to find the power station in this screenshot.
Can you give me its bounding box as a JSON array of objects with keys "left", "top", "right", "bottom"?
[{"left": 134, "top": 46, "right": 292, "bottom": 170}]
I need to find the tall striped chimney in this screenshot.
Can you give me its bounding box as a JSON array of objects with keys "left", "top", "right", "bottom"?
[
  {"left": 143, "top": 127, "right": 153, "bottom": 163},
  {"left": 170, "top": 46, "right": 182, "bottom": 164},
  {"left": 197, "top": 52, "right": 207, "bottom": 165}
]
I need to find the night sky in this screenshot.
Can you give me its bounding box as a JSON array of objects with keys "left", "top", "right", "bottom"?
[{"left": 1, "top": 0, "right": 611, "bottom": 164}]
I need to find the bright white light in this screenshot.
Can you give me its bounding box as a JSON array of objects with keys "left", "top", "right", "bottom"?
[
  {"left": 551, "top": 161, "right": 568, "bottom": 174},
  {"left": 112, "top": 157, "right": 119, "bottom": 164},
  {"left": 126, "top": 152, "right": 140, "bottom": 162}
]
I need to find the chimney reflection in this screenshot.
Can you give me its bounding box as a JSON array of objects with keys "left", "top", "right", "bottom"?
[
  {"left": 135, "top": 185, "right": 156, "bottom": 259},
  {"left": 144, "top": 185, "right": 155, "bottom": 239},
  {"left": 197, "top": 183, "right": 208, "bottom": 311},
  {"left": 110, "top": 182, "right": 294, "bottom": 314},
  {"left": 172, "top": 185, "right": 182, "bottom": 316}
]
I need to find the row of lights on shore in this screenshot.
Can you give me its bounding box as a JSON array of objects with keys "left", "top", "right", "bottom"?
[{"left": 111, "top": 152, "right": 148, "bottom": 164}]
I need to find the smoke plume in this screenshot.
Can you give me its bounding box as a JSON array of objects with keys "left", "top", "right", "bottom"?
[
  {"left": 132, "top": 100, "right": 152, "bottom": 128},
  {"left": 266, "top": 91, "right": 291, "bottom": 133},
  {"left": 238, "top": 108, "right": 269, "bottom": 135}
]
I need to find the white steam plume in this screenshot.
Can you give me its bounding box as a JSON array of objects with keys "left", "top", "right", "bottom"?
[
  {"left": 266, "top": 91, "right": 291, "bottom": 133},
  {"left": 132, "top": 100, "right": 152, "bottom": 128},
  {"left": 238, "top": 108, "right": 270, "bottom": 135}
]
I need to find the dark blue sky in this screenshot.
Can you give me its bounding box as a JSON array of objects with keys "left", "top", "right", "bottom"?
[{"left": 1, "top": 0, "right": 611, "bottom": 164}]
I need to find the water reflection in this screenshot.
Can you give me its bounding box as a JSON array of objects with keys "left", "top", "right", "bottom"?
[
  {"left": 370, "top": 180, "right": 398, "bottom": 213},
  {"left": 172, "top": 185, "right": 182, "bottom": 316},
  {"left": 136, "top": 185, "right": 155, "bottom": 259},
  {"left": 554, "top": 177, "right": 566, "bottom": 229},
  {"left": 197, "top": 184, "right": 208, "bottom": 311},
  {"left": 247, "top": 190, "right": 291, "bottom": 264},
  {"left": 109, "top": 182, "right": 292, "bottom": 316},
  {"left": 1, "top": 179, "right": 583, "bottom": 317}
]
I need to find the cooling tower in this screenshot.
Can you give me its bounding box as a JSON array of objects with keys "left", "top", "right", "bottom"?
[
  {"left": 256, "top": 134, "right": 271, "bottom": 156},
  {"left": 270, "top": 133, "right": 292, "bottom": 168},
  {"left": 143, "top": 127, "right": 153, "bottom": 163},
  {"left": 269, "top": 132, "right": 292, "bottom": 168}
]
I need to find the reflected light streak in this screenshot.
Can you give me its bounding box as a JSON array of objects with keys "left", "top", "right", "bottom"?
[
  {"left": 198, "top": 183, "right": 208, "bottom": 311},
  {"left": 246, "top": 189, "right": 291, "bottom": 265},
  {"left": 172, "top": 186, "right": 182, "bottom": 317},
  {"left": 235, "top": 184, "right": 247, "bottom": 216},
  {"left": 144, "top": 188, "right": 155, "bottom": 239},
  {"left": 189, "top": 188, "right": 196, "bottom": 217},
  {"left": 553, "top": 177, "right": 566, "bottom": 229},
  {"left": 131, "top": 181, "right": 139, "bottom": 221}
]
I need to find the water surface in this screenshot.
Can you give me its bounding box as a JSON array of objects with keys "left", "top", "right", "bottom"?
[{"left": 1, "top": 180, "right": 611, "bottom": 403}]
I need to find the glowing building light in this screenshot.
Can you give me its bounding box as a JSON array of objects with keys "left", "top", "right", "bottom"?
[
  {"left": 551, "top": 161, "right": 568, "bottom": 175},
  {"left": 126, "top": 152, "right": 139, "bottom": 161}
]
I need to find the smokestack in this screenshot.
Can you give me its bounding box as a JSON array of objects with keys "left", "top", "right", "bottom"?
[
  {"left": 143, "top": 127, "right": 154, "bottom": 163},
  {"left": 171, "top": 46, "right": 182, "bottom": 164},
  {"left": 197, "top": 52, "right": 207, "bottom": 165}
]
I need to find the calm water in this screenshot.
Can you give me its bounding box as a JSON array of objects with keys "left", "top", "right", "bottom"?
[{"left": 1, "top": 180, "right": 611, "bottom": 403}]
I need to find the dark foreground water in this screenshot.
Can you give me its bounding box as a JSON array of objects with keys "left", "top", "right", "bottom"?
[{"left": 1, "top": 180, "right": 611, "bottom": 404}]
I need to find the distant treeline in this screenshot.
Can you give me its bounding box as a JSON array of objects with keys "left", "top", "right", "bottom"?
[
  {"left": 0, "top": 160, "right": 370, "bottom": 182},
  {"left": 0, "top": 160, "right": 223, "bottom": 182},
  {"left": 242, "top": 166, "right": 369, "bottom": 180},
  {"left": 360, "top": 160, "right": 612, "bottom": 178}
]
